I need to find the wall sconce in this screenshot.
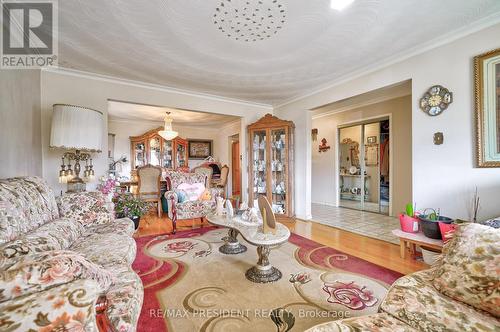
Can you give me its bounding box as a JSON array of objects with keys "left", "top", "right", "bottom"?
[{"left": 312, "top": 128, "right": 318, "bottom": 141}]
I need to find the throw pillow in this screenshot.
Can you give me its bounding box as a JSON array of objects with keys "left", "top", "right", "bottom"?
[
  {"left": 0, "top": 250, "right": 113, "bottom": 303},
  {"left": 175, "top": 190, "right": 188, "bottom": 203},
  {"left": 177, "top": 183, "right": 205, "bottom": 202},
  {"left": 200, "top": 189, "right": 212, "bottom": 201},
  {"left": 432, "top": 223, "right": 500, "bottom": 317}
]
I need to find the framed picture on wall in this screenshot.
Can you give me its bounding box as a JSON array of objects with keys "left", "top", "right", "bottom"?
[
  {"left": 188, "top": 139, "right": 212, "bottom": 159},
  {"left": 475, "top": 48, "right": 500, "bottom": 167}
]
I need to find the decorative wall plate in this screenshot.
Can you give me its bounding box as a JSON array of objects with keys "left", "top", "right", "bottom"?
[{"left": 419, "top": 85, "right": 453, "bottom": 116}]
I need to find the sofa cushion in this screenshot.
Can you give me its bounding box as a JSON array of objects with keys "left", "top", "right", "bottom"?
[
  {"left": 82, "top": 217, "right": 135, "bottom": 238},
  {"left": 0, "top": 177, "right": 59, "bottom": 244},
  {"left": 106, "top": 266, "right": 144, "bottom": 332},
  {"left": 0, "top": 250, "right": 113, "bottom": 303},
  {"left": 0, "top": 218, "right": 84, "bottom": 269},
  {"left": 176, "top": 200, "right": 216, "bottom": 219},
  {"left": 432, "top": 223, "right": 500, "bottom": 317},
  {"left": 306, "top": 313, "right": 416, "bottom": 332},
  {"left": 0, "top": 278, "right": 100, "bottom": 332},
  {"left": 70, "top": 233, "right": 137, "bottom": 268},
  {"left": 381, "top": 270, "right": 500, "bottom": 332},
  {"left": 57, "top": 191, "right": 112, "bottom": 227}
]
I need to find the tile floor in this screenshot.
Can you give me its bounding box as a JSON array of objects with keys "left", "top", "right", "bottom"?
[{"left": 311, "top": 203, "right": 400, "bottom": 244}]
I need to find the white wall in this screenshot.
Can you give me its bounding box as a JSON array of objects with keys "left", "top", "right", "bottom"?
[
  {"left": 40, "top": 70, "right": 270, "bottom": 201},
  {"left": 0, "top": 71, "right": 42, "bottom": 178},
  {"left": 276, "top": 23, "right": 500, "bottom": 221},
  {"left": 108, "top": 119, "right": 225, "bottom": 177}
]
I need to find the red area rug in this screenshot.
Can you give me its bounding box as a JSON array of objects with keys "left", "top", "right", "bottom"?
[{"left": 132, "top": 227, "right": 402, "bottom": 331}]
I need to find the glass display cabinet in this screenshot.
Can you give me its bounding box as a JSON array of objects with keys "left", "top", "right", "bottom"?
[
  {"left": 248, "top": 114, "right": 294, "bottom": 217},
  {"left": 130, "top": 128, "right": 188, "bottom": 178}
]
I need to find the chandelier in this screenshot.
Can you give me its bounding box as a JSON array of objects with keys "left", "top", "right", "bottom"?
[{"left": 158, "top": 112, "right": 178, "bottom": 140}]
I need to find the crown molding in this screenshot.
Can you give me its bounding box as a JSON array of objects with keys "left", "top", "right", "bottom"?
[
  {"left": 312, "top": 91, "right": 410, "bottom": 120},
  {"left": 41, "top": 67, "right": 273, "bottom": 111},
  {"left": 108, "top": 116, "right": 229, "bottom": 130},
  {"left": 275, "top": 11, "right": 500, "bottom": 109}
]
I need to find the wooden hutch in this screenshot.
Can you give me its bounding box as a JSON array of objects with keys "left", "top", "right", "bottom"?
[
  {"left": 130, "top": 127, "right": 188, "bottom": 178},
  {"left": 248, "top": 114, "right": 294, "bottom": 217}
]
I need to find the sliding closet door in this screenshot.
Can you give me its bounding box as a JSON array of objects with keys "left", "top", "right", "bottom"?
[
  {"left": 362, "top": 123, "right": 381, "bottom": 213},
  {"left": 338, "top": 125, "right": 363, "bottom": 211}
]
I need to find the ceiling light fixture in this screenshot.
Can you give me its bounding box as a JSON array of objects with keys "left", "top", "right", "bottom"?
[
  {"left": 330, "top": 0, "right": 355, "bottom": 11},
  {"left": 158, "top": 112, "right": 178, "bottom": 140}
]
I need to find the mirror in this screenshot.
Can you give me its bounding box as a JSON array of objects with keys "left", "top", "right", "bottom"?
[
  {"left": 340, "top": 138, "right": 360, "bottom": 170},
  {"left": 475, "top": 48, "right": 500, "bottom": 167}
]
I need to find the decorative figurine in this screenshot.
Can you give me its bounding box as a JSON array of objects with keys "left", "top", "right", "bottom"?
[
  {"left": 226, "top": 199, "right": 234, "bottom": 219},
  {"left": 216, "top": 197, "right": 225, "bottom": 216}
]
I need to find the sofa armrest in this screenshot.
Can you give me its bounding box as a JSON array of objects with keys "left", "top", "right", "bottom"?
[
  {"left": 57, "top": 191, "right": 113, "bottom": 227},
  {"left": 0, "top": 279, "right": 101, "bottom": 331}
]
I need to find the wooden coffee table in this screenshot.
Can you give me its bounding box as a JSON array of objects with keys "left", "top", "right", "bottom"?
[
  {"left": 206, "top": 214, "right": 291, "bottom": 283},
  {"left": 392, "top": 229, "right": 443, "bottom": 259}
]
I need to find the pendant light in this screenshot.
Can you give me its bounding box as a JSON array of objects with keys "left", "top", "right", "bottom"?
[{"left": 158, "top": 112, "right": 178, "bottom": 140}]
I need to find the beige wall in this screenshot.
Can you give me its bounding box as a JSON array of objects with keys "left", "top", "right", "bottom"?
[
  {"left": 0, "top": 70, "right": 42, "bottom": 178},
  {"left": 311, "top": 95, "right": 412, "bottom": 215}
]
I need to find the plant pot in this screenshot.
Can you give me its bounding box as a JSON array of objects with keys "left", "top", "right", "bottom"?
[
  {"left": 399, "top": 214, "right": 419, "bottom": 233},
  {"left": 131, "top": 215, "right": 140, "bottom": 230},
  {"left": 421, "top": 246, "right": 441, "bottom": 265},
  {"left": 438, "top": 222, "right": 458, "bottom": 242},
  {"left": 418, "top": 215, "right": 454, "bottom": 239}
]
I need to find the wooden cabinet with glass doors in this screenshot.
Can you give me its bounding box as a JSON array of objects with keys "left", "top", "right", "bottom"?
[
  {"left": 130, "top": 127, "right": 188, "bottom": 178},
  {"left": 248, "top": 114, "right": 294, "bottom": 217}
]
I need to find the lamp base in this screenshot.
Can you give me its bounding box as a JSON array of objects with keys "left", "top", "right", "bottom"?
[{"left": 67, "top": 177, "right": 86, "bottom": 193}]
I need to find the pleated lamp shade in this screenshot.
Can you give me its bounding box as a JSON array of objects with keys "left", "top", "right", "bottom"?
[{"left": 50, "top": 104, "right": 104, "bottom": 152}]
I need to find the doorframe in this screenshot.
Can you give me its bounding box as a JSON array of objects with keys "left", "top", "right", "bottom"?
[
  {"left": 229, "top": 134, "right": 240, "bottom": 198},
  {"left": 335, "top": 114, "right": 393, "bottom": 216}
]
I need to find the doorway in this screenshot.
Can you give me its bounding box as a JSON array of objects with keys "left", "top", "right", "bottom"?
[
  {"left": 231, "top": 136, "right": 241, "bottom": 197},
  {"left": 338, "top": 118, "right": 390, "bottom": 214}
]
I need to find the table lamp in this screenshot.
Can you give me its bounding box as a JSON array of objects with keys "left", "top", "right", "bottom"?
[{"left": 50, "top": 104, "right": 104, "bottom": 192}]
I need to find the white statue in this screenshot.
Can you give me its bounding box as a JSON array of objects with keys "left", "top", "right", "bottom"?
[
  {"left": 240, "top": 201, "right": 249, "bottom": 210},
  {"left": 226, "top": 200, "right": 234, "bottom": 219},
  {"left": 216, "top": 197, "right": 225, "bottom": 216}
]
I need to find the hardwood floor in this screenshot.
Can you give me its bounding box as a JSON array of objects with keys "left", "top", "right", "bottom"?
[{"left": 137, "top": 213, "right": 427, "bottom": 275}]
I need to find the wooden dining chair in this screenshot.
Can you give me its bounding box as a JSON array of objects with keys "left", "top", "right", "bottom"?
[{"left": 137, "top": 165, "right": 162, "bottom": 218}]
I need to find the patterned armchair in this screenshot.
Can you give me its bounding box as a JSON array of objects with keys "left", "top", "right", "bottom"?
[{"left": 165, "top": 171, "right": 222, "bottom": 233}]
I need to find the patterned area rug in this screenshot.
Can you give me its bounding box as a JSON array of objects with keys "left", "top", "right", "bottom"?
[{"left": 132, "top": 227, "right": 402, "bottom": 332}]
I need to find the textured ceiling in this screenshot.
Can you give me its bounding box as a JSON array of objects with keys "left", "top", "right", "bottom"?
[
  {"left": 58, "top": 0, "right": 500, "bottom": 105},
  {"left": 107, "top": 101, "right": 240, "bottom": 127}
]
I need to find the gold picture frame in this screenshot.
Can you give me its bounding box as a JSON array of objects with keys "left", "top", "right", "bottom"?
[{"left": 474, "top": 48, "right": 500, "bottom": 167}]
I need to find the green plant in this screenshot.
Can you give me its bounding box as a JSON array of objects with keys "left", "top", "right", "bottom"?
[
  {"left": 405, "top": 203, "right": 414, "bottom": 217},
  {"left": 115, "top": 193, "right": 150, "bottom": 218}
]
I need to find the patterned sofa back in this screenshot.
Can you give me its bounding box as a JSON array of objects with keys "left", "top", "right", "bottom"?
[
  {"left": 0, "top": 177, "right": 59, "bottom": 244},
  {"left": 165, "top": 171, "right": 208, "bottom": 191}
]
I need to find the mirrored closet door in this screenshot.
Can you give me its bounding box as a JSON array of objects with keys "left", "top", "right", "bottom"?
[{"left": 338, "top": 118, "right": 390, "bottom": 214}]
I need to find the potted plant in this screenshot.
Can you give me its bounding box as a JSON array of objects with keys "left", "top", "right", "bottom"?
[
  {"left": 399, "top": 203, "right": 419, "bottom": 233},
  {"left": 417, "top": 208, "right": 454, "bottom": 239},
  {"left": 115, "top": 193, "right": 150, "bottom": 229}
]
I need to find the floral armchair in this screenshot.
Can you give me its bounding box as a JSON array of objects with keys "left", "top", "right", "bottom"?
[
  {"left": 165, "top": 171, "right": 222, "bottom": 233},
  {"left": 0, "top": 176, "right": 143, "bottom": 332}
]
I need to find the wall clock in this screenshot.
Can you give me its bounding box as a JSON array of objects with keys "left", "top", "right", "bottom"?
[{"left": 419, "top": 85, "right": 453, "bottom": 116}]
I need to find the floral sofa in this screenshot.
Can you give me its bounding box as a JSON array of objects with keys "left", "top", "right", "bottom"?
[
  {"left": 0, "top": 176, "right": 143, "bottom": 332},
  {"left": 308, "top": 223, "right": 500, "bottom": 332},
  {"left": 165, "top": 171, "right": 222, "bottom": 233}
]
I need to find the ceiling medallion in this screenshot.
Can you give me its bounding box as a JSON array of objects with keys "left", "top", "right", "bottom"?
[{"left": 213, "top": 0, "right": 287, "bottom": 42}]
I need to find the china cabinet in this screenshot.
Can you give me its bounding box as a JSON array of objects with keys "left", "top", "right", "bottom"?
[
  {"left": 130, "top": 127, "right": 188, "bottom": 178},
  {"left": 248, "top": 114, "right": 294, "bottom": 217}
]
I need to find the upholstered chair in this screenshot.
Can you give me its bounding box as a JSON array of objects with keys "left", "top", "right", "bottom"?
[
  {"left": 213, "top": 165, "right": 229, "bottom": 196},
  {"left": 137, "top": 165, "right": 162, "bottom": 218},
  {"left": 165, "top": 171, "right": 222, "bottom": 233},
  {"left": 193, "top": 166, "right": 214, "bottom": 188}
]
